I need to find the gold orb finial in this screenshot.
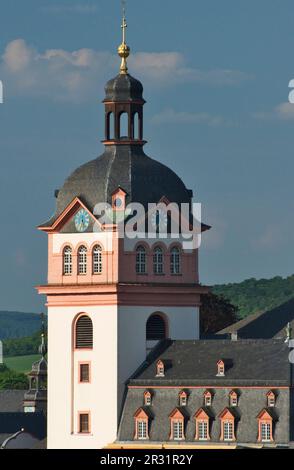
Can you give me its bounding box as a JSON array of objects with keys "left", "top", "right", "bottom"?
[{"left": 118, "top": 2, "right": 130, "bottom": 74}]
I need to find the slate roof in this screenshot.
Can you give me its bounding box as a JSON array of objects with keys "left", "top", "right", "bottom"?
[
  {"left": 0, "top": 390, "right": 25, "bottom": 412},
  {"left": 129, "top": 339, "right": 291, "bottom": 387},
  {"left": 218, "top": 297, "right": 294, "bottom": 340},
  {"left": 0, "top": 390, "right": 46, "bottom": 447},
  {"left": 104, "top": 73, "right": 144, "bottom": 102},
  {"left": 41, "top": 145, "right": 192, "bottom": 227}
]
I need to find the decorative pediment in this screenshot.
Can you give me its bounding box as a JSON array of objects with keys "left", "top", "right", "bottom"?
[
  {"left": 169, "top": 408, "right": 184, "bottom": 420},
  {"left": 218, "top": 407, "right": 235, "bottom": 420},
  {"left": 38, "top": 197, "right": 102, "bottom": 233},
  {"left": 194, "top": 408, "right": 210, "bottom": 420}
]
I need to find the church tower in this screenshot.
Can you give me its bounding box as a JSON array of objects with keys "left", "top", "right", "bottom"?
[{"left": 37, "top": 11, "right": 209, "bottom": 449}]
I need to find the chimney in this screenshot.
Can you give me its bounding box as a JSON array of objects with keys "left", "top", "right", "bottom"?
[{"left": 231, "top": 332, "right": 238, "bottom": 341}]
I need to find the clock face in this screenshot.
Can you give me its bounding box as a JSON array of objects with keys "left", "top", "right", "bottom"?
[
  {"left": 74, "top": 209, "right": 90, "bottom": 232},
  {"left": 151, "top": 209, "right": 168, "bottom": 231}
]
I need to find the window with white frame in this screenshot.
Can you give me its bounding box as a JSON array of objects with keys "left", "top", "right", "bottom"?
[
  {"left": 223, "top": 420, "right": 234, "bottom": 441},
  {"left": 144, "top": 392, "right": 152, "bottom": 406},
  {"left": 137, "top": 419, "right": 148, "bottom": 440},
  {"left": 153, "top": 247, "right": 164, "bottom": 274},
  {"left": 261, "top": 422, "right": 272, "bottom": 442},
  {"left": 92, "top": 245, "right": 102, "bottom": 274},
  {"left": 230, "top": 392, "right": 238, "bottom": 407},
  {"left": 204, "top": 391, "right": 212, "bottom": 406},
  {"left": 267, "top": 392, "right": 275, "bottom": 407},
  {"left": 136, "top": 246, "right": 147, "bottom": 274},
  {"left": 78, "top": 246, "right": 87, "bottom": 275},
  {"left": 172, "top": 420, "right": 184, "bottom": 440},
  {"left": 170, "top": 247, "right": 181, "bottom": 274},
  {"left": 179, "top": 392, "right": 187, "bottom": 406},
  {"left": 63, "top": 246, "right": 72, "bottom": 275},
  {"left": 197, "top": 420, "right": 209, "bottom": 440}
]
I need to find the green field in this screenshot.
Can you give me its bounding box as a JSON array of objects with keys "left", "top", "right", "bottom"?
[{"left": 4, "top": 354, "right": 41, "bottom": 373}]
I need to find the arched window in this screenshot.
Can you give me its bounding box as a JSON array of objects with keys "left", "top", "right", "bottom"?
[
  {"left": 92, "top": 245, "right": 102, "bottom": 274},
  {"left": 107, "top": 112, "right": 114, "bottom": 140},
  {"left": 63, "top": 246, "right": 72, "bottom": 275},
  {"left": 153, "top": 247, "right": 164, "bottom": 274},
  {"left": 170, "top": 247, "right": 181, "bottom": 274},
  {"left": 146, "top": 314, "right": 166, "bottom": 341},
  {"left": 133, "top": 112, "right": 139, "bottom": 139},
  {"left": 119, "top": 112, "right": 128, "bottom": 138},
  {"left": 75, "top": 315, "right": 93, "bottom": 349},
  {"left": 136, "top": 245, "right": 146, "bottom": 274},
  {"left": 78, "top": 246, "right": 87, "bottom": 275}
]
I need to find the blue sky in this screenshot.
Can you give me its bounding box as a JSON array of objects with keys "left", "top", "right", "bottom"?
[{"left": 0, "top": 0, "right": 293, "bottom": 312}]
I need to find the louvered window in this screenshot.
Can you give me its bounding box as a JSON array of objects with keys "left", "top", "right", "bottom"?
[
  {"left": 146, "top": 314, "right": 166, "bottom": 340},
  {"left": 75, "top": 315, "right": 93, "bottom": 349}
]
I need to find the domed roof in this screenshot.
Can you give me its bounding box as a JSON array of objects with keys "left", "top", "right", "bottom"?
[
  {"left": 48, "top": 146, "right": 191, "bottom": 224},
  {"left": 104, "top": 73, "right": 144, "bottom": 102}
]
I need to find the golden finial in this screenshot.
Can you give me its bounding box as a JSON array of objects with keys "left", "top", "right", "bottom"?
[{"left": 118, "top": 1, "right": 130, "bottom": 74}]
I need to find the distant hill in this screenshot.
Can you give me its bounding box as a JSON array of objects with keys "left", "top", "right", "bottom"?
[
  {"left": 0, "top": 312, "right": 43, "bottom": 340},
  {"left": 213, "top": 275, "right": 294, "bottom": 319}
]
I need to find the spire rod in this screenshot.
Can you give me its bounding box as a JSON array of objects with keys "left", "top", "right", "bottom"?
[{"left": 118, "top": 0, "right": 130, "bottom": 74}]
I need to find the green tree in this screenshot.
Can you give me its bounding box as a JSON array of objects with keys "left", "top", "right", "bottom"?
[{"left": 200, "top": 293, "right": 239, "bottom": 334}]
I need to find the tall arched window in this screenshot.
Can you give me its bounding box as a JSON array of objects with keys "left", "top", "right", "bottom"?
[
  {"left": 107, "top": 112, "right": 114, "bottom": 140},
  {"left": 170, "top": 247, "right": 181, "bottom": 274},
  {"left": 75, "top": 315, "right": 93, "bottom": 349},
  {"left": 133, "top": 112, "right": 139, "bottom": 139},
  {"left": 119, "top": 112, "right": 128, "bottom": 138},
  {"left": 93, "top": 245, "right": 102, "bottom": 274},
  {"left": 153, "top": 247, "right": 164, "bottom": 274},
  {"left": 146, "top": 314, "right": 167, "bottom": 341},
  {"left": 136, "top": 245, "right": 146, "bottom": 274},
  {"left": 63, "top": 246, "right": 72, "bottom": 275},
  {"left": 78, "top": 246, "right": 87, "bottom": 275}
]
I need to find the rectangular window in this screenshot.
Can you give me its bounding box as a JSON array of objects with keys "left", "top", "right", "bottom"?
[
  {"left": 223, "top": 421, "right": 234, "bottom": 441},
  {"left": 172, "top": 420, "right": 184, "bottom": 440},
  {"left": 197, "top": 420, "right": 208, "bottom": 440},
  {"left": 136, "top": 250, "right": 146, "bottom": 274},
  {"left": 79, "top": 363, "right": 90, "bottom": 383},
  {"left": 79, "top": 413, "right": 90, "bottom": 433},
  {"left": 137, "top": 420, "right": 148, "bottom": 440},
  {"left": 261, "top": 422, "right": 271, "bottom": 442}
]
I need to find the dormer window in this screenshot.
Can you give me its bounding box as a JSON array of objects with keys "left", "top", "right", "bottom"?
[
  {"left": 204, "top": 390, "right": 212, "bottom": 407},
  {"left": 156, "top": 360, "right": 165, "bottom": 377},
  {"left": 112, "top": 187, "right": 126, "bottom": 211},
  {"left": 144, "top": 391, "right": 152, "bottom": 406},
  {"left": 217, "top": 360, "right": 225, "bottom": 376},
  {"left": 229, "top": 390, "right": 238, "bottom": 407},
  {"left": 179, "top": 391, "right": 187, "bottom": 407},
  {"left": 267, "top": 391, "right": 276, "bottom": 407}
]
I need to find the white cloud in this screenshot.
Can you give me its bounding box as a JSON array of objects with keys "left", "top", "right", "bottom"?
[
  {"left": 151, "top": 108, "right": 234, "bottom": 127},
  {"left": 0, "top": 39, "right": 251, "bottom": 102},
  {"left": 253, "top": 102, "right": 294, "bottom": 121}
]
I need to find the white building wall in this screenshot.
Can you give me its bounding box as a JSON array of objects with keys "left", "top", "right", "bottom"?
[
  {"left": 47, "top": 305, "right": 118, "bottom": 449},
  {"left": 117, "top": 306, "right": 199, "bottom": 406}
]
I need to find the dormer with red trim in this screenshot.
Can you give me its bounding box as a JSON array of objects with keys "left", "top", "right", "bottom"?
[
  {"left": 169, "top": 408, "right": 185, "bottom": 441},
  {"left": 229, "top": 390, "right": 238, "bottom": 407},
  {"left": 112, "top": 187, "right": 127, "bottom": 212},
  {"left": 156, "top": 360, "right": 165, "bottom": 377},
  {"left": 203, "top": 390, "right": 212, "bottom": 407},
  {"left": 257, "top": 409, "right": 274, "bottom": 443},
  {"left": 219, "top": 408, "right": 236, "bottom": 442},
  {"left": 134, "top": 408, "right": 149, "bottom": 440},
  {"left": 266, "top": 390, "right": 276, "bottom": 407},
  {"left": 179, "top": 390, "right": 187, "bottom": 407},
  {"left": 144, "top": 390, "right": 152, "bottom": 406},
  {"left": 216, "top": 359, "right": 225, "bottom": 376},
  {"left": 194, "top": 408, "right": 211, "bottom": 441}
]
